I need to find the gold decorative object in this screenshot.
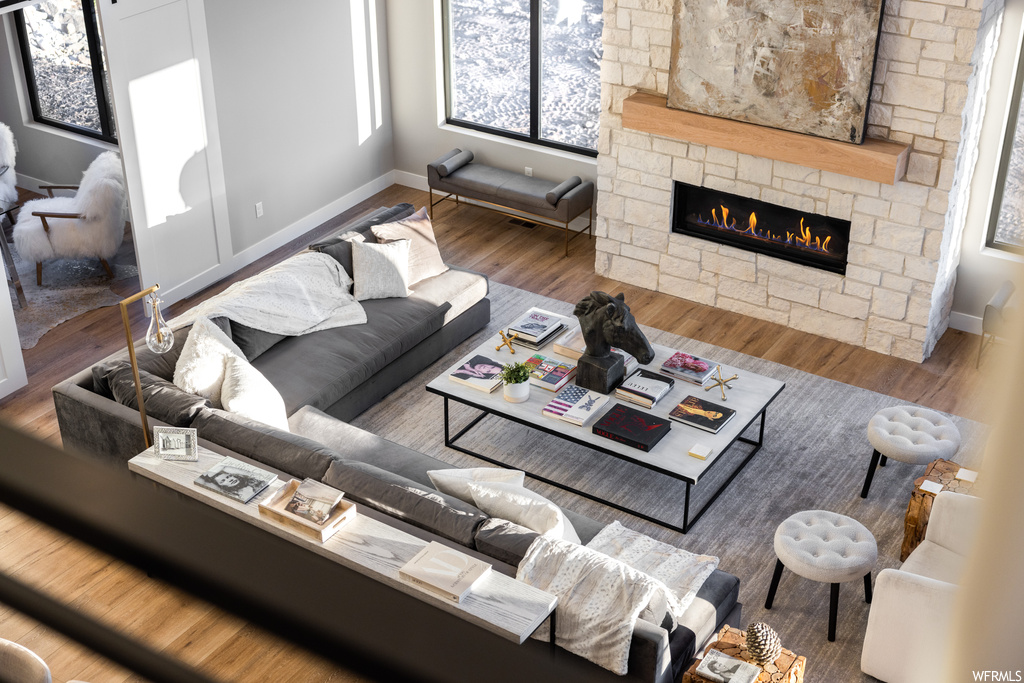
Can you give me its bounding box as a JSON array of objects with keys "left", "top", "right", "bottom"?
[
  {"left": 495, "top": 329, "right": 519, "bottom": 355},
  {"left": 119, "top": 284, "right": 173, "bottom": 449},
  {"left": 704, "top": 364, "right": 738, "bottom": 401}
]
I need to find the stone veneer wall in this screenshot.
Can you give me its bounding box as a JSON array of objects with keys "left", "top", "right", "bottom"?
[{"left": 595, "top": 0, "right": 1000, "bottom": 362}]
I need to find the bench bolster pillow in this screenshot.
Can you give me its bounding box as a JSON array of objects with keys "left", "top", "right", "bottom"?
[
  {"left": 546, "top": 176, "right": 582, "bottom": 205},
  {"left": 437, "top": 149, "right": 474, "bottom": 177}
]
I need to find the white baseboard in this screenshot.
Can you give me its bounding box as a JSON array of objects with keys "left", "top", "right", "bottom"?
[
  {"left": 14, "top": 171, "right": 50, "bottom": 195},
  {"left": 948, "top": 311, "right": 982, "bottom": 335},
  {"left": 393, "top": 170, "right": 428, "bottom": 191},
  {"left": 229, "top": 170, "right": 397, "bottom": 269}
]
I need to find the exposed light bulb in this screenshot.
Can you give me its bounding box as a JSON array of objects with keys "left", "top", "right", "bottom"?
[{"left": 145, "top": 295, "right": 174, "bottom": 354}]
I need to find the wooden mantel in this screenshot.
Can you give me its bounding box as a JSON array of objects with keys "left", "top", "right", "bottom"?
[{"left": 622, "top": 92, "right": 910, "bottom": 185}]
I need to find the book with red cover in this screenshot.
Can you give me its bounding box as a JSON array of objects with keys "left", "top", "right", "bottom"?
[{"left": 592, "top": 403, "right": 671, "bottom": 452}]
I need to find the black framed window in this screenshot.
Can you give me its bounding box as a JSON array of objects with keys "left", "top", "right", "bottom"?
[
  {"left": 987, "top": 40, "right": 1024, "bottom": 255},
  {"left": 443, "top": 0, "right": 603, "bottom": 156},
  {"left": 14, "top": 0, "right": 116, "bottom": 144}
]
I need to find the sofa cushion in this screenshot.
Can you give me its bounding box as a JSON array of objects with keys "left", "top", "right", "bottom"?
[
  {"left": 546, "top": 176, "right": 582, "bottom": 205},
  {"left": 467, "top": 481, "right": 580, "bottom": 544},
  {"left": 437, "top": 149, "right": 473, "bottom": 176},
  {"left": 253, "top": 295, "right": 445, "bottom": 414},
  {"left": 125, "top": 316, "right": 231, "bottom": 382},
  {"left": 93, "top": 360, "right": 211, "bottom": 427},
  {"left": 174, "top": 317, "right": 246, "bottom": 407},
  {"left": 191, "top": 408, "right": 341, "bottom": 480},
  {"left": 230, "top": 320, "right": 287, "bottom": 361},
  {"left": 428, "top": 467, "right": 526, "bottom": 501},
  {"left": 473, "top": 517, "right": 542, "bottom": 567},
  {"left": 409, "top": 265, "right": 488, "bottom": 325},
  {"left": 220, "top": 354, "right": 290, "bottom": 431},
  {"left": 288, "top": 405, "right": 454, "bottom": 486},
  {"left": 322, "top": 459, "right": 488, "bottom": 547}
]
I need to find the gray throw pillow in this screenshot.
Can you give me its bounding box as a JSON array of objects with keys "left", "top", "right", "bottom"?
[
  {"left": 191, "top": 408, "right": 342, "bottom": 480},
  {"left": 94, "top": 361, "right": 211, "bottom": 427},
  {"left": 230, "top": 320, "right": 287, "bottom": 361},
  {"left": 310, "top": 204, "right": 416, "bottom": 278},
  {"left": 322, "top": 459, "right": 489, "bottom": 547}
]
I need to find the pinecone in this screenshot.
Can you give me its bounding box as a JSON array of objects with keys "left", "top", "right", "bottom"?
[{"left": 746, "top": 622, "right": 782, "bottom": 665}]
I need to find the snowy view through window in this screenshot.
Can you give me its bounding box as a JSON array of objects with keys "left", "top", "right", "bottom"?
[
  {"left": 994, "top": 101, "right": 1024, "bottom": 250},
  {"left": 448, "top": 0, "right": 603, "bottom": 151}
]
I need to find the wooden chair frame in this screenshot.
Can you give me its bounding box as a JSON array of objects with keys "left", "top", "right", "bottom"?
[{"left": 30, "top": 184, "right": 114, "bottom": 286}]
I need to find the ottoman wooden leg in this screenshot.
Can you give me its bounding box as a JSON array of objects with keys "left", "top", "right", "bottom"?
[
  {"left": 828, "top": 583, "right": 840, "bottom": 642},
  {"left": 861, "top": 449, "right": 882, "bottom": 498},
  {"left": 864, "top": 573, "right": 872, "bottom": 604},
  {"left": 765, "top": 558, "right": 785, "bottom": 609}
]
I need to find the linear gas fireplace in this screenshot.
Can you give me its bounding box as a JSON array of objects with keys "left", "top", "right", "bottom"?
[{"left": 671, "top": 182, "right": 851, "bottom": 274}]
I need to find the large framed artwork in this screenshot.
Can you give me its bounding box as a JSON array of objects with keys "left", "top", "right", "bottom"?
[{"left": 667, "top": 0, "right": 885, "bottom": 144}]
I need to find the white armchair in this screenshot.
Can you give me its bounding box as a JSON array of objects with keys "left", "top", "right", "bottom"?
[
  {"left": 0, "top": 122, "right": 17, "bottom": 212},
  {"left": 861, "top": 491, "right": 982, "bottom": 682},
  {"left": 12, "top": 151, "right": 126, "bottom": 286}
]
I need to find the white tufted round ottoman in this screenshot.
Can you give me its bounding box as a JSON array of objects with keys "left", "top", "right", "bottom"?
[
  {"left": 765, "top": 510, "right": 877, "bottom": 642},
  {"left": 860, "top": 405, "right": 961, "bottom": 498}
]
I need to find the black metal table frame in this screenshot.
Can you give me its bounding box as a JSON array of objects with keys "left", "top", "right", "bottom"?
[{"left": 426, "top": 387, "right": 780, "bottom": 534}]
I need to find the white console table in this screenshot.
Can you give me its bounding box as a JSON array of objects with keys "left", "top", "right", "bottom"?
[{"left": 129, "top": 446, "right": 556, "bottom": 644}]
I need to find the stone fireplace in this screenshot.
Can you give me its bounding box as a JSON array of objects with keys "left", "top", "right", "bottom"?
[{"left": 593, "top": 0, "right": 1003, "bottom": 362}]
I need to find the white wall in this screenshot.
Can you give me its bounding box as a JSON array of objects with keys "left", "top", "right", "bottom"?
[
  {"left": 0, "top": 13, "right": 113, "bottom": 189},
  {"left": 204, "top": 0, "right": 396, "bottom": 256},
  {"left": 385, "top": 0, "right": 596, "bottom": 191},
  {"left": 951, "top": 0, "right": 1024, "bottom": 332}
]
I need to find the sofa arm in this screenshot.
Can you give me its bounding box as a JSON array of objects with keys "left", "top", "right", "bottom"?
[
  {"left": 627, "top": 617, "right": 673, "bottom": 683},
  {"left": 927, "top": 491, "right": 982, "bottom": 557},
  {"left": 861, "top": 568, "right": 958, "bottom": 683}
]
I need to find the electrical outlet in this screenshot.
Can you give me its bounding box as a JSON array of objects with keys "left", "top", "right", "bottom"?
[
  {"left": 255, "top": 201, "right": 264, "bottom": 218},
  {"left": 525, "top": 167, "right": 532, "bottom": 177}
]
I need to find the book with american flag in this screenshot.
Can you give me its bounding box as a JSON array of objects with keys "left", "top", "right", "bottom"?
[{"left": 541, "top": 385, "right": 610, "bottom": 427}]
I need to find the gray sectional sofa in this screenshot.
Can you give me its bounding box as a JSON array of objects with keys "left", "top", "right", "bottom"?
[{"left": 51, "top": 204, "right": 740, "bottom": 682}]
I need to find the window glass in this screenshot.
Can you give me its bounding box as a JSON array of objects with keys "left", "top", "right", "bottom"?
[
  {"left": 21, "top": 0, "right": 102, "bottom": 134},
  {"left": 540, "top": 0, "right": 603, "bottom": 150},
  {"left": 447, "top": 0, "right": 531, "bottom": 136},
  {"left": 992, "top": 102, "right": 1024, "bottom": 250}
]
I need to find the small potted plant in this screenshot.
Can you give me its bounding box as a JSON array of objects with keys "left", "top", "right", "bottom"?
[{"left": 500, "top": 361, "right": 531, "bottom": 403}]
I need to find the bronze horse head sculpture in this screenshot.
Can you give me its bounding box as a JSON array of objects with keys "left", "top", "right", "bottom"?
[{"left": 573, "top": 291, "right": 655, "bottom": 365}]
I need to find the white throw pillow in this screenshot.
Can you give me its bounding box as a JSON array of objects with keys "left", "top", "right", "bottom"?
[
  {"left": 220, "top": 354, "right": 290, "bottom": 432},
  {"left": 173, "top": 316, "right": 245, "bottom": 407},
  {"left": 467, "top": 481, "right": 580, "bottom": 544},
  {"left": 427, "top": 467, "right": 526, "bottom": 502},
  {"left": 371, "top": 207, "right": 449, "bottom": 285},
  {"left": 352, "top": 238, "right": 411, "bottom": 301}
]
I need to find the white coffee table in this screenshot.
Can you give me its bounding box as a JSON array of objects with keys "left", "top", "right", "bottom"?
[{"left": 425, "top": 308, "right": 786, "bottom": 533}]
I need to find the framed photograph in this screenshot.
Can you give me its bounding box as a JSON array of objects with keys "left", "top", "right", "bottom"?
[{"left": 153, "top": 426, "right": 198, "bottom": 461}]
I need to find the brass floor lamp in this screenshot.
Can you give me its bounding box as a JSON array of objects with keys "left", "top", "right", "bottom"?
[{"left": 119, "top": 284, "right": 173, "bottom": 449}]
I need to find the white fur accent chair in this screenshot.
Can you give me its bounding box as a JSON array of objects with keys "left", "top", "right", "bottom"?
[
  {"left": 861, "top": 491, "right": 982, "bottom": 682},
  {"left": 13, "top": 150, "right": 126, "bottom": 285},
  {"left": 0, "top": 122, "right": 17, "bottom": 212}
]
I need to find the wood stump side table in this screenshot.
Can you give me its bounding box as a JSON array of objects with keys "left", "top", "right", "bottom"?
[
  {"left": 901, "top": 458, "right": 979, "bottom": 561},
  {"left": 682, "top": 626, "right": 806, "bottom": 683}
]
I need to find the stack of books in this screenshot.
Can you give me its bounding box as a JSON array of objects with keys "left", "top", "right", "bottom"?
[
  {"left": 448, "top": 354, "right": 504, "bottom": 393},
  {"left": 615, "top": 369, "right": 675, "bottom": 408},
  {"left": 399, "top": 541, "right": 492, "bottom": 603},
  {"left": 592, "top": 403, "right": 672, "bottom": 452},
  {"left": 660, "top": 350, "right": 717, "bottom": 386},
  {"left": 553, "top": 326, "right": 639, "bottom": 375},
  {"left": 524, "top": 353, "right": 576, "bottom": 391},
  {"left": 508, "top": 309, "right": 565, "bottom": 350},
  {"left": 668, "top": 395, "right": 736, "bottom": 433},
  {"left": 542, "top": 385, "right": 610, "bottom": 427}
]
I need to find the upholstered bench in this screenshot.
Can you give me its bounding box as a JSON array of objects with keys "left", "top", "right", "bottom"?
[{"left": 427, "top": 148, "right": 595, "bottom": 256}]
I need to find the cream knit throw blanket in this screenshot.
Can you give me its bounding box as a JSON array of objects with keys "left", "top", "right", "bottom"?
[
  {"left": 169, "top": 252, "right": 366, "bottom": 334},
  {"left": 517, "top": 535, "right": 661, "bottom": 675}
]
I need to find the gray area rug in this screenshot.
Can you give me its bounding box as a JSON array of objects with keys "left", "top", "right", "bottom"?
[
  {"left": 6, "top": 240, "right": 137, "bottom": 349},
  {"left": 350, "top": 281, "right": 989, "bottom": 681}
]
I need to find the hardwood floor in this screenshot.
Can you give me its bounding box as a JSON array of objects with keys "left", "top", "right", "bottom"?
[{"left": 0, "top": 183, "right": 995, "bottom": 681}]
